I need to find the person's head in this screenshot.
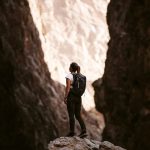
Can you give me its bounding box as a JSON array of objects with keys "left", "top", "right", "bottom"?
[{"left": 69, "top": 62, "right": 80, "bottom": 73}]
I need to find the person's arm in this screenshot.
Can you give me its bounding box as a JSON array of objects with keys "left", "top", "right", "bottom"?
[{"left": 64, "top": 78, "right": 71, "bottom": 104}]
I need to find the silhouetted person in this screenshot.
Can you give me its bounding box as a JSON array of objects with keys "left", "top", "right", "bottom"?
[{"left": 64, "top": 62, "right": 87, "bottom": 137}]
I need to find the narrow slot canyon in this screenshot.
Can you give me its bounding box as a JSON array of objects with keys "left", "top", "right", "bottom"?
[
  {"left": 0, "top": 0, "right": 149, "bottom": 150},
  {"left": 27, "top": 0, "right": 110, "bottom": 142},
  {"left": 28, "top": 0, "right": 110, "bottom": 111}
]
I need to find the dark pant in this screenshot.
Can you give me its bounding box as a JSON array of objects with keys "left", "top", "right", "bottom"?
[{"left": 67, "top": 92, "right": 86, "bottom": 133}]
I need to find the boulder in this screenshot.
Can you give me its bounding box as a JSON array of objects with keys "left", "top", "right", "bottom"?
[{"left": 48, "top": 137, "right": 126, "bottom": 150}]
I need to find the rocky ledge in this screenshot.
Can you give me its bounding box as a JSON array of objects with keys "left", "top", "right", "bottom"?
[{"left": 48, "top": 137, "right": 126, "bottom": 150}]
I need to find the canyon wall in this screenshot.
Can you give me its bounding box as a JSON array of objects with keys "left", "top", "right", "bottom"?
[
  {"left": 0, "top": 0, "right": 62, "bottom": 149},
  {"left": 28, "top": 0, "right": 110, "bottom": 110},
  {"left": 93, "top": 0, "right": 150, "bottom": 149},
  {"left": 0, "top": 0, "right": 104, "bottom": 149}
]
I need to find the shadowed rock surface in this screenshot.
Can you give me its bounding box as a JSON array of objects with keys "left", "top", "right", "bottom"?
[
  {"left": 0, "top": 0, "right": 105, "bottom": 150},
  {"left": 93, "top": 0, "right": 150, "bottom": 149},
  {"left": 49, "top": 137, "right": 126, "bottom": 150},
  {"left": 0, "top": 0, "right": 61, "bottom": 149}
]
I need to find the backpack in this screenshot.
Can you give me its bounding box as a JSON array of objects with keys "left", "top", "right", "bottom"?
[{"left": 70, "top": 73, "right": 86, "bottom": 96}]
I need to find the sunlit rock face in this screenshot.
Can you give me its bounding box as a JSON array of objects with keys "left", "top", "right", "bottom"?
[
  {"left": 28, "top": 0, "right": 110, "bottom": 110},
  {"left": 94, "top": 0, "right": 150, "bottom": 149}
]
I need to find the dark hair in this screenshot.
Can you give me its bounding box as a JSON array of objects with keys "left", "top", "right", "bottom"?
[{"left": 70, "top": 62, "right": 80, "bottom": 73}]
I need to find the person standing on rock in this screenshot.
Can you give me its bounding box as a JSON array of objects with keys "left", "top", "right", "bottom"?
[{"left": 64, "top": 62, "right": 87, "bottom": 138}]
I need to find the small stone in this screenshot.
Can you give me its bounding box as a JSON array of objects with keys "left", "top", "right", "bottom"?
[{"left": 53, "top": 138, "right": 70, "bottom": 147}]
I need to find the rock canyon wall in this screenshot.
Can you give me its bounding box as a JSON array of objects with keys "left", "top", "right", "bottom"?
[
  {"left": 93, "top": 0, "right": 150, "bottom": 149},
  {"left": 0, "top": 0, "right": 105, "bottom": 149},
  {"left": 28, "top": 0, "right": 110, "bottom": 110},
  {"left": 0, "top": 0, "right": 62, "bottom": 149}
]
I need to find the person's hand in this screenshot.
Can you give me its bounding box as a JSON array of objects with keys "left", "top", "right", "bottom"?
[{"left": 64, "top": 97, "right": 67, "bottom": 104}]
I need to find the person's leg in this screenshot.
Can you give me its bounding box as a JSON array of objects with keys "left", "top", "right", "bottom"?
[
  {"left": 74, "top": 97, "right": 86, "bottom": 133},
  {"left": 67, "top": 96, "right": 75, "bottom": 135}
]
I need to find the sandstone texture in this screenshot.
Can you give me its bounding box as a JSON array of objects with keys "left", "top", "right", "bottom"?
[
  {"left": 0, "top": 0, "right": 105, "bottom": 149},
  {"left": 93, "top": 0, "right": 150, "bottom": 150},
  {"left": 49, "top": 137, "right": 126, "bottom": 150},
  {"left": 0, "top": 0, "right": 60, "bottom": 149},
  {"left": 28, "top": 0, "right": 110, "bottom": 110}
]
